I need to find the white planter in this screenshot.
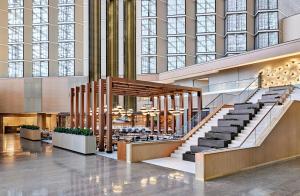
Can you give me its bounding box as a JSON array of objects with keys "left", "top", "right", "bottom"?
[
  {"left": 52, "top": 132, "right": 96, "bottom": 154},
  {"left": 20, "top": 128, "right": 41, "bottom": 141}
]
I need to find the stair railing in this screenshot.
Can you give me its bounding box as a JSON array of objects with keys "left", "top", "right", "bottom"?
[
  {"left": 239, "top": 85, "right": 294, "bottom": 148},
  {"left": 179, "top": 77, "right": 260, "bottom": 136}
]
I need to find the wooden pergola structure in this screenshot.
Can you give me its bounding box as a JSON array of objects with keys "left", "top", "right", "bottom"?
[{"left": 70, "top": 76, "right": 202, "bottom": 153}]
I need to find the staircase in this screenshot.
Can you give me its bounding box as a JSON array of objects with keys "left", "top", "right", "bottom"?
[
  {"left": 170, "top": 107, "right": 232, "bottom": 159},
  {"left": 182, "top": 85, "right": 294, "bottom": 162}
]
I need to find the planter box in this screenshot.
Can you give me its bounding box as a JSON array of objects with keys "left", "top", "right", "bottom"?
[
  {"left": 20, "top": 128, "right": 41, "bottom": 141},
  {"left": 52, "top": 132, "right": 96, "bottom": 155}
]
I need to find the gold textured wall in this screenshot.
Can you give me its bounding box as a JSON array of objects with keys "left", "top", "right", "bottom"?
[{"left": 260, "top": 58, "right": 300, "bottom": 88}]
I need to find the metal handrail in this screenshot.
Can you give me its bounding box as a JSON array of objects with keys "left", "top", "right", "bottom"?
[
  {"left": 180, "top": 77, "right": 259, "bottom": 135},
  {"left": 239, "top": 85, "right": 294, "bottom": 147}
]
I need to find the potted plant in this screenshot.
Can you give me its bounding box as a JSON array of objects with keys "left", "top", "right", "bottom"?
[
  {"left": 52, "top": 127, "right": 96, "bottom": 155},
  {"left": 19, "top": 125, "right": 41, "bottom": 141}
]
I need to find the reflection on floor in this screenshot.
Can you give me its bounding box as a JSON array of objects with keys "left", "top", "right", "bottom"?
[
  {"left": 143, "top": 157, "right": 195, "bottom": 174},
  {"left": 1, "top": 133, "right": 300, "bottom": 195},
  {"left": 96, "top": 151, "right": 117, "bottom": 160}
]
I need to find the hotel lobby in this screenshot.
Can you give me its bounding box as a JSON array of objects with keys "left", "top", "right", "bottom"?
[{"left": 1, "top": 0, "right": 300, "bottom": 195}]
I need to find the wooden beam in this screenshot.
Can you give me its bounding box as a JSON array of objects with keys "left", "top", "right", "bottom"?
[
  {"left": 197, "top": 91, "right": 202, "bottom": 122},
  {"left": 85, "top": 83, "right": 91, "bottom": 129},
  {"left": 98, "top": 79, "right": 105, "bottom": 151},
  {"left": 171, "top": 95, "right": 176, "bottom": 133},
  {"left": 157, "top": 96, "right": 161, "bottom": 133},
  {"left": 80, "top": 85, "right": 85, "bottom": 129},
  {"left": 150, "top": 96, "right": 154, "bottom": 132},
  {"left": 70, "top": 88, "right": 75, "bottom": 128},
  {"left": 75, "top": 87, "right": 80, "bottom": 128},
  {"left": 164, "top": 95, "right": 168, "bottom": 133},
  {"left": 188, "top": 92, "right": 193, "bottom": 131},
  {"left": 106, "top": 76, "right": 113, "bottom": 153},
  {"left": 179, "top": 93, "right": 184, "bottom": 135},
  {"left": 92, "top": 81, "right": 98, "bottom": 135}
]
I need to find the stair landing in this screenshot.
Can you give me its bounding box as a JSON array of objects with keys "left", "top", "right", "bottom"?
[{"left": 143, "top": 157, "right": 195, "bottom": 174}]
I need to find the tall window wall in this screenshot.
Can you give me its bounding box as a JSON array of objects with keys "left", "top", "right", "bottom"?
[
  {"left": 255, "top": 0, "right": 278, "bottom": 49},
  {"left": 32, "top": 0, "right": 49, "bottom": 77},
  {"left": 167, "top": 0, "right": 186, "bottom": 71},
  {"left": 225, "top": 0, "right": 247, "bottom": 55},
  {"left": 8, "top": 0, "right": 24, "bottom": 77},
  {"left": 196, "top": 0, "right": 216, "bottom": 63},
  {"left": 58, "top": 0, "right": 75, "bottom": 76},
  {"left": 141, "top": 0, "right": 157, "bottom": 74}
]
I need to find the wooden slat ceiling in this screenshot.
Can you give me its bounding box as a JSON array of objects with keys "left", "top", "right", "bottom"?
[{"left": 78, "top": 77, "right": 201, "bottom": 97}]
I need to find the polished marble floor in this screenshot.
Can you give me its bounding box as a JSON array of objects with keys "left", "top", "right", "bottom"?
[{"left": 1, "top": 134, "right": 300, "bottom": 196}]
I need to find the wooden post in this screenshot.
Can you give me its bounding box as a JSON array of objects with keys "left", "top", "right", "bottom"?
[
  {"left": 197, "top": 91, "right": 202, "bottom": 122},
  {"left": 92, "top": 81, "right": 98, "bottom": 135},
  {"left": 179, "top": 93, "right": 184, "bottom": 134},
  {"left": 80, "top": 85, "right": 85, "bottom": 128},
  {"left": 106, "top": 76, "right": 113, "bottom": 153},
  {"left": 164, "top": 95, "right": 168, "bottom": 133},
  {"left": 75, "top": 86, "right": 80, "bottom": 128},
  {"left": 150, "top": 96, "right": 154, "bottom": 132},
  {"left": 85, "top": 83, "right": 91, "bottom": 129},
  {"left": 188, "top": 92, "right": 193, "bottom": 131},
  {"left": 98, "top": 79, "right": 105, "bottom": 151},
  {"left": 157, "top": 96, "right": 161, "bottom": 133},
  {"left": 171, "top": 95, "right": 176, "bottom": 133},
  {"left": 70, "top": 88, "right": 75, "bottom": 128}
]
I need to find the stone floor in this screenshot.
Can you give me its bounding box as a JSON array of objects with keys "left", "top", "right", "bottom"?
[{"left": 1, "top": 134, "right": 300, "bottom": 196}]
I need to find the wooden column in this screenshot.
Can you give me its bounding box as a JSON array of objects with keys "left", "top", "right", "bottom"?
[
  {"left": 171, "top": 95, "right": 176, "bottom": 133},
  {"left": 164, "top": 95, "right": 168, "bottom": 133},
  {"left": 80, "top": 85, "right": 85, "bottom": 128},
  {"left": 197, "top": 91, "right": 202, "bottom": 122},
  {"left": 75, "top": 87, "right": 80, "bottom": 128},
  {"left": 85, "top": 83, "right": 91, "bottom": 129},
  {"left": 187, "top": 92, "right": 193, "bottom": 131},
  {"left": 92, "top": 81, "right": 98, "bottom": 135},
  {"left": 106, "top": 77, "right": 113, "bottom": 153},
  {"left": 98, "top": 79, "right": 105, "bottom": 151},
  {"left": 150, "top": 96, "right": 154, "bottom": 132},
  {"left": 157, "top": 96, "right": 161, "bottom": 133},
  {"left": 179, "top": 93, "right": 184, "bottom": 134},
  {"left": 70, "top": 88, "right": 75, "bottom": 128}
]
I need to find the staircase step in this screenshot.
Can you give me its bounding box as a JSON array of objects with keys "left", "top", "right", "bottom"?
[
  {"left": 223, "top": 114, "right": 252, "bottom": 121},
  {"left": 218, "top": 119, "right": 247, "bottom": 127},
  {"left": 182, "top": 151, "right": 195, "bottom": 162},
  {"left": 234, "top": 103, "right": 263, "bottom": 110},
  {"left": 198, "top": 138, "right": 230, "bottom": 148},
  {"left": 205, "top": 131, "right": 237, "bottom": 140},
  {"left": 171, "top": 153, "right": 182, "bottom": 159},
  {"left": 211, "top": 126, "right": 241, "bottom": 134},
  {"left": 190, "top": 145, "right": 215, "bottom": 153},
  {"left": 229, "top": 108, "right": 258, "bottom": 115}
]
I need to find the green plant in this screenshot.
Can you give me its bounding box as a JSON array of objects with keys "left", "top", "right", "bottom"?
[
  {"left": 54, "top": 127, "right": 93, "bottom": 136},
  {"left": 20, "top": 125, "right": 40, "bottom": 130}
]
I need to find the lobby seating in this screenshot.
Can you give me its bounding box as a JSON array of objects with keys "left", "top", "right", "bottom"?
[{"left": 182, "top": 85, "right": 293, "bottom": 162}]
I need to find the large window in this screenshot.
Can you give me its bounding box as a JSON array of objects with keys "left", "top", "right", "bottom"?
[
  {"left": 226, "top": 33, "right": 247, "bottom": 53},
  {"left": 256, "top": 0, "right": 278, "bottom": 10},
  {"left": 168, "top": 17, "right": 185, "bottom": 34},
  {"left": 32, "top": 0, "right": 49, "bottom": 77},
  {"left": 226, "top": 0, "right": 247, "bottom": 12},
  {"left": 58, "top": 0, "right": 75, "bottom": 76},
  {"left": 141, "top": 57, "right": 156, "bottom": 74},
  {"left": 256, "top": 12, "right": 278, "bottom": 31},
  {"left": 168, "top": 56, "right": 185, "bottom": 71},
  {"left": 141, "top": 19, "right": 156, "bottom": 36},
  {"left": 226, "top": 14, "right": 246, "bottom": 32},
  {"left": 8, "top": 0, "right": 24, "bottom": 77},
  {"left": 141, "top": 0, "right": 157, "bottom": 74},
  {"left": 168, "top": 0, "right": 185, "bottom": 15},
  {"left": 197, "top": 0, "right": 215, "bottom": 14},
  {"left": 141, "top": 0, "right": 156, "bottom": 17},
  {"left": 197, "top": 35, "right": 215, "bottom": 53},
  {"left": 168, "top": 36, "right": 185, "bottom": 54},
  {"left": 256, "top": 32, "right": 278, "bottom": 48},
  {"left": 197, "top": 15, "right": 215, "bottom": 33}
]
